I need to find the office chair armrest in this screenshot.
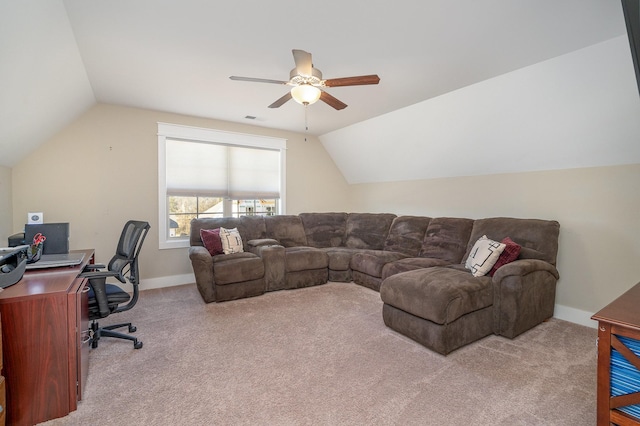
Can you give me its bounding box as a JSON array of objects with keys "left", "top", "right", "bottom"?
[
  {"left": 84, "top": 275, "right": 111, "bottom": 318},
  {"left": 83, "top": 263, "right": 106, "bottom": 272},
  {"left": 80, "top": 270, "right": 121, "bottom": 280}
]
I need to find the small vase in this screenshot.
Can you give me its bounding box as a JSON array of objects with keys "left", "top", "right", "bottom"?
[{"left": 27, "top": 244, "right": 42, "bottom": 264}]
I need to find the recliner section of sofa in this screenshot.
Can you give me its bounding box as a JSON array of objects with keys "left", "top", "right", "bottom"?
[
  {"left": 189, "top": 216, "right": 268, "bottom": 302},
  {"left": 188, "top": 212, "right": 560, "bottom": 355}
]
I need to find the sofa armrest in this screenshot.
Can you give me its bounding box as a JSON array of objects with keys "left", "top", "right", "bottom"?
[
  {"left": 247, "top": 238, "right": 280, "bottom": 248},
  {"left": 252, "top": 244, "right": 286, "bottom": 291},
  {"left": 246, "top": 239, "right": 281, "bottom": 258},
  {"left": 189, "top": 246, "right": 216, "bottom": 302},
  {"left": 492, "top": 258, "right": 559, "bottom": 282},
  {"left": 492, "top": 259, "right": 560, "bottom": 338}
]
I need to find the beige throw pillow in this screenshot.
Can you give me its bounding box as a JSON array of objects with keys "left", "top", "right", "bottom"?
[
  {"left": 465, "top": 235, "right": 506, "bottom": 277},
  {"left": 219, "top": 227, "right": 244, "bottom": 254}
]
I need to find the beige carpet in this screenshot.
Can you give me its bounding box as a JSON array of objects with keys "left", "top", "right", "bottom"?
[{"left": 41, "top": 282, "right": 596, "bottom": 425}]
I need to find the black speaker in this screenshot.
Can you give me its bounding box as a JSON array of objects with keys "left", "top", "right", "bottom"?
[{"left": 8, "top": 232, "right": 25, "bottom": 247}]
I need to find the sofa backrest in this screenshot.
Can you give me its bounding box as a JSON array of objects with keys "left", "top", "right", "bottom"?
[
  {"left": 384, "top": 216, "right": 431, "bottom": 256},
  {"left": 189, "top": 216, "right": 267, "bottom": 247},
  {"left": 464, "top": 217, "right": 560, "bottom": 266},
  {"left": 345, "top": 213, "right": 396, "bottom": 250},
  {"left": 265, "top": 215, "right": 308, "bottom": 247},
  {"left": 419, "top": 217, "right": 475, "bottom": 263},
  {"left": 299, "top": 212, "right": 349, "bottom": 248}
]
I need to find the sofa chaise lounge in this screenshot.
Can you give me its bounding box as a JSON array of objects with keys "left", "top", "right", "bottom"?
[{"left": 189, "top": 213, "right": 560, "bottom": 354}]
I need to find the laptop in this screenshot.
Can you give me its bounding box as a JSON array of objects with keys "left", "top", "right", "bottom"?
[
  {"left": 25, "top": 252, "right": 85, "bottom": 270},
  {"left": 24, "top": 223, "right": 85, "bottom": 269}
]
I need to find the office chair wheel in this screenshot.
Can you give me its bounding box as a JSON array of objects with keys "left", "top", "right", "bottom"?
[
  {"left": 129, "top": 325, "right": 137, "bottom": 333},
  {"left": 134, "top": 340, "right": 143, "bottom": 349}
]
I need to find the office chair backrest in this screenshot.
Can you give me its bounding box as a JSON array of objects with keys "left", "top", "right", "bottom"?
[{"left": 108, "top": 220, "right": 150, "bottom": 284}]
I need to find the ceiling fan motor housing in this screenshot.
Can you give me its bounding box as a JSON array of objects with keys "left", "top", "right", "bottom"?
[{"left": 290, "top": 67, "right": 324, "bottom": 86}]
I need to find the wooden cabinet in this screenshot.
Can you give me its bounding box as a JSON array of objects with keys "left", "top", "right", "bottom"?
[
  {"left": 592, "top": 282, "right": 640, "bottom": 425},
  {"left": 0, "top": 249, "right": 93, "bottom": 426}
]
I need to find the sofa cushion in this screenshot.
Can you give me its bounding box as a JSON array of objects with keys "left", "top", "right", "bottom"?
[
  {"left": 381, "top": 257, "right": 450, "bottom": 280},
  {"left": 464, "top": 217, "right": 560, "bottom": 266},
  {"left": 384, "top": 216, "right": 431, "bottom": 256},
  {"left": 322, "top": 247, "right": 360, "bottom": 271},
  {"left": 351, "top": 250, "right": 409, "bottom": 278},
  {"left": 265, "top": 215, "right": 308, "bottom": 247},
  {"left": 213, "top": 252, "right": 264, "bottom": 285},
  {"left": 346, "top": 213, "right": 396, "bottom": 250},
  {"left": 380, "top": 267, "right": 493, "bottom": 325},
  {"left": 220, "top": 227, "right": 244, "bottom": 254},
  {"left": 200, "top": 228, "right": 224, "bottom": 256},
  {"left": 285, "top": 247, "right": 329, "bottom": 272},
  {"left": 419, "top": 217, "right": 474, "bottom": 263},
  {"left": 489, "top": 236, "right": 521, "bottom": 276},
  {"left": 190, "top": 216, "right": 267, "bottom": 247},
  {"left": 191, "top": 217, "right": 241, "bottom": 247},
  {"left": 238, "top": 215, "right": 268, "bottom": 241},
  {"left": 465, "top": 235, "right": 505, "bottom": 277},
  {"left": 299, "top": 212, "right": 348, "bottom": 248}
]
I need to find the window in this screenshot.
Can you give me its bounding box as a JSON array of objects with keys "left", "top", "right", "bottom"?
[{"left": 158, "top": 123, "right": 286, "bottom": 249}]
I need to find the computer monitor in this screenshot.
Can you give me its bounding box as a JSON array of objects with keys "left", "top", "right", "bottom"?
[{"left": 24, "top": 223, "right": 69, "bottom": 255}]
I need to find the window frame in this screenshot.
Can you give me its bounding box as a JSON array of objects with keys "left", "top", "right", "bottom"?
[{"left": 157, "top": 122, "right": 287, "bottom": 249}]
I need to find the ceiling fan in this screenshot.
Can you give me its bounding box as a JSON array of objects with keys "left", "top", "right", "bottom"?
[{"left": 230, "top": 49, "right": 380, "bottom": 110}]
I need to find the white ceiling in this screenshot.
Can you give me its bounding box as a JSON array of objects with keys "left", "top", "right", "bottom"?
[{"left": 0, "top": 0, "right": 629, "bottom": 168}]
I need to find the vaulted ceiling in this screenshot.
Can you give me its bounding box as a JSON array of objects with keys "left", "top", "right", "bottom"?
[{"left": 0, "top": 1, "right": 629, "bottom": 168}]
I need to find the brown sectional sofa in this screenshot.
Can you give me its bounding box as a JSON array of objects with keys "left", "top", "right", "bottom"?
[{"left": 189, "top": 213, "right": 560, "bottom": 355}]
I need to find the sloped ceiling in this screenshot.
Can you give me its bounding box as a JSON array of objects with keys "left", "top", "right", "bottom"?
[
  {"left": 321, "top": 36, "right": 640, "bottom": 183},
  {"left": 0, "top": 0, "right": 629, "bottom": 168}
]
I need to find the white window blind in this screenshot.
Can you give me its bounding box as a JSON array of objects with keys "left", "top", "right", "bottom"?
[
  {"left": 228, "top": 146, "right": 280, "bottom": 199},
  {"left": 166, "top": 140, "right": 228, "bottom": 196},
  {"left": 165, "top": 138, "right": 281, "bottom": 199}
]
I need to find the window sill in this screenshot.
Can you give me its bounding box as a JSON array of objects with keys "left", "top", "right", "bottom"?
[{"left": 159, "top": 238, "right": 190, "bottom": 250}]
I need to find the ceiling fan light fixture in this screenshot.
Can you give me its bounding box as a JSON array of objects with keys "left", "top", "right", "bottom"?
[{"left": 291, "top": 84, "right": 321, "bottom": 105}]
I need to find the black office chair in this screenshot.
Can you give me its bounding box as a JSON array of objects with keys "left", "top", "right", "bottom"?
[{"left": 81, "top": 220, "right": 150, "bottom": 349}]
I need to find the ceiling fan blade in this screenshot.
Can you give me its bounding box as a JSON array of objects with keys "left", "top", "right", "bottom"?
[
  {"left": 324, "top": 74, "right": 381, "bottom": 87},
  {"left": 230, "top": 76, "right": 288, "bottom": 85},
  {"left": 320, "top": 91, "right": 347, "bottom": 110},
  {"left": 292, "top": 49, "right": 313, "bottom": 77},
  {"left": 268, "top": 92, "right": 292, "bottom": 108}
]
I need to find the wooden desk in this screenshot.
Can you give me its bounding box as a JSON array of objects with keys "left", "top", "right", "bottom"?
[
  {"left": 0, "top": 249, "right": 93, "bottom": 426},
  {"left": 592, "top": 282, "right": 640, "bottom": 426}
]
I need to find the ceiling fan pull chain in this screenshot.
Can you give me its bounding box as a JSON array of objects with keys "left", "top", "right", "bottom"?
[{"left": 304, "top": 104, "right": 309, "bottom": 141}]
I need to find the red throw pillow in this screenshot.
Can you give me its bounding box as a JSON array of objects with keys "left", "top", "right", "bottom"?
[
  {"left": 200, "top": 228, "right": 224, "bottom": 256},
  {"left": 489, "top": 237, "right": 521, "bottom": 276}
]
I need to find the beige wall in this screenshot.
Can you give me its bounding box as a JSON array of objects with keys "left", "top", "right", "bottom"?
[
  {"left": 11, "top": 103, "right": 350, "bottom": 279},
  {"left": 0, "top": 165, "right": 12, "bottom": 242},
  {"left": 348, "top": 164, "right": 640, "bottom": 316},
  {"left": 11, "top": 102, "right": 639, "bottom": 321}
]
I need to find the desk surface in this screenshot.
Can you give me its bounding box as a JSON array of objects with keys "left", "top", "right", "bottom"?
[{"left": 0, "top": 249, "right": 93, "bottom": 302}]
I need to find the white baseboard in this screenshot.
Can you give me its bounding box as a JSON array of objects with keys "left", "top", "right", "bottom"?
[
  {"left": 554, "top": 304, "right": 597, "bottom": 328},
  {"left": 139, "top": 273, "right": 195, "bottom": 291}
]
